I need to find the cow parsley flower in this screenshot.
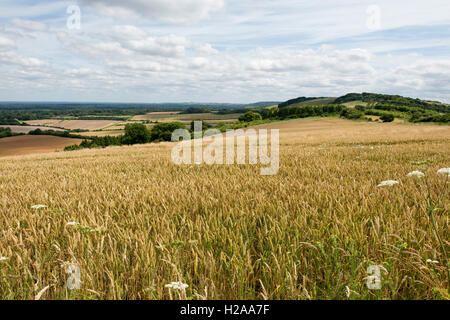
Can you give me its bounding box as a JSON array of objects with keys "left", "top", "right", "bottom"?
[
  {"left": 66, "top": 222, "right": 80, "bottom": 226},
  {"left": 377, "top": 180, "right": 399, "bottom": 187},
  {"left": 165, "top": 281, "right": 189, "bottom": 290},
  {"left": 437, "top": 168, "right": 450, "bottom": 176},
  {"left": 407, "top": 171, "right": 425, "bottom": 178},
  {"left": 426, "top": 259, "right": 439, "bottom": 264},
  {"left": 0, "top": 257, "right": 8, "bottom": 261}
]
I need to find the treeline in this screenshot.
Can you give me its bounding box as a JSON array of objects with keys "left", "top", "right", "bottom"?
[
  {"left": 29, "top": 128, "right": 87, "bottom": 139},
  {"left": 64, "top": 122, "right": 187, "bottom": 151},
  {"left": 217, "top": 108, "right": 249, "bottom": 115},
  {"left": 181, "top": 107, "right": 212, "bottom": 114},
  {"left": 0, "top": 127, "right": 22, "bottom": 139},
  {"left": 256, "top": 104, "right": 345, "bottom": 120},
  {"left": 354, "top": 104, "right": 449, "bottom": 123},
  {"left": 0, "top": 108, "right": 152, "bottom": 124}
]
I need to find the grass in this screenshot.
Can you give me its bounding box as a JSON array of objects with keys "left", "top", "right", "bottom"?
[{"left": 0, "top": 118, "right": 448, "bottom": 300}]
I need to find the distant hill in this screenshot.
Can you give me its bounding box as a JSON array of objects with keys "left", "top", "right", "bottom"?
[
  {"left": 333, "top": 93, "right": 450, "bottom": 113},
  {"left": 278, "top": 92, "right": 449, "bottom": 113},
  {"left": 278, "top": 97, "right": 326, "bottom": 108},
  {"left": 244, "top": 101, "right": 281, "bottom": 108}
]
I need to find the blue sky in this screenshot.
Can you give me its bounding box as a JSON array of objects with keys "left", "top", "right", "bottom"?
[{"left": 0, "top": 0, "right": 449, "bottom": 103}]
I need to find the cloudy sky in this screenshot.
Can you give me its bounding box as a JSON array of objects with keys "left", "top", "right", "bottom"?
[{"left": 0, "top": 0, "right": 449, "bottom": 103}]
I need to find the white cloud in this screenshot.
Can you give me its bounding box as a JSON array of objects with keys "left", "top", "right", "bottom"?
[
  {"left": 125, "top": 35, "right": 189, "bottom": 57},
  {"left": 0, "top": 52, "right": 49, "bottom": 68},
  {"left": 0, "top": 35, "right": 16, "bottom": 51},
  {"left": 195, "top": 43, "right": 219, "bottom": 55},
  {"left": 11, "top": 18, "right": 47, "bottom": 32},
  {"left": 0, "top": 0, "right": 449, "bottom": 102},
  {"left": 79, "top": 0, "right": 225, "bottom": 23}
]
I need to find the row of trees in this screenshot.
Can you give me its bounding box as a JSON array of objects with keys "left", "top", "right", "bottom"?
[
  {"left": 64, "top": 122, "right": 187, "bottom": 151},
  {"left": 0, "top": 127, "right": 21, "bottom": 138},
  {"left": 333, "top": 92, "right": 450, "bottom": 113},
  {"left": 258, "top": 105, "right": 345, "bottom": 120},
  {"left": 354, "top": 103, "right": 449, "bottom": 123}
]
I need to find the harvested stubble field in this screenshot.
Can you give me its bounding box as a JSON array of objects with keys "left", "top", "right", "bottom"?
[
  {"left": 0, "top": 135, "right": 82, "bottom": 157},
  {"left": 77, "top": 130, "right": 124, "bottom": 137},
  {"left": 0, "top": 125, "right": 63, "bottom": 134},
  {"left": 0, "top": 118, "right": 449, "bottom": 300},
  {"left": 131, "top": 112, "right": 242, "bottom": 125},
  {"left": 25, "top": 120, "right": 119, "bottom": 131}
]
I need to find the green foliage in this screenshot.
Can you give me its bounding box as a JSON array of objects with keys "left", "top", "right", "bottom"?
[
  {"left": 276, "top": 105, "right": 344, "bottom": 119},
  {"left": 0, "top": 127, "right": 21, "bottom": 138},
  {"left": 380, "top": 113, "right": 395, "bottom": 122},
  {"left": 278, "top": 97, "right": 324, "bottom": 108},
  {"left": 150, "top": 122, "right": 186, "bottom": 142},
  {"left": 410, "top": 111, "right": 450, "bottom": 123},
  {"left": 261, "top": 107, "right": 279, "bottom": 119},
  {"left": 64, "top": 144, "right": 85, "bottom": 151},
  {"left": 28, "top": 128, "right": 86, "bottom": 139},
  {"left": 340, "top": 108, "right": 364, "bottom": 120},
  {"left": 334, "top": 92, "right": 450, "bottom": 113},
  {"left": 190, "top": 120, "right": 212, "bottom": 132},
  {"left": 181, "top": 107, "right": 212, "bottom": 114},
  {"left": 215, "top": 119, "right": 274, "bottom": 132},
  {"left": 238, "top": 111, "right": 263, "bottom": 122},
  {"left": 217, "top": 108, "right": 248, "bottom": 115},
  {"left": 122, "top": 123, "right": 151, "bottom": 145}
]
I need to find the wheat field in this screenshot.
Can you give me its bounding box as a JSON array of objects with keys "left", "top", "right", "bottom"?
[{"left": 0, "top": 118, "right": 448, "bottom": 300}]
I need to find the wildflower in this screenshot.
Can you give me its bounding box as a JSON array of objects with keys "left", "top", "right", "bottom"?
[
  {"left": 66, "top": 222, "right": 80, "bottom": 226},
  {"left": 31, "top": 204, "right": 48, "bottom": 209},
  {"left": 437, "top": 168, "right": 450, "bottom": 176},
  {"left": 0, "top": 257, "right": 8, "bottom": 261},
  {"left": 377, "top": 180, "right": 399, "bottom": 187},
  {"left": 165, "top": 281, "right": 189, "bottom": 290},
  {"left": 407, "top": 171, "right": 425, "bottom": 178},
  {"left": 426, "top": 259, "right": 439, "bottom": 264}
]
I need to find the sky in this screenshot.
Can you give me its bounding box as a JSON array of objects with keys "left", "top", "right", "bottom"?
[{"left": 0, "top": 0, "right": 449, "bottom": 103}]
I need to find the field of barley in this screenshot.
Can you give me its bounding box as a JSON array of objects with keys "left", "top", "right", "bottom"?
[{"left": 0, "top": 118, "right": 449, "bottom": 300}]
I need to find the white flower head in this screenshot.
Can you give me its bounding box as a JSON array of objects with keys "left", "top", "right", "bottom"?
[
  {"left": 377, "top": 180, "right": 399, "bottom": 187},
  {"left": 407, "top": 171, "right": 425, "bottom": 178},
  {"left": 165, "top": 281, "right": 189, "bottom": 290},
  {"left": 0, "top": 256, "right": 9, "bottom": 261},
  {"left": 437, "top": 168, "right": 450, "bottom": 176},
  {"left": 426, "top": 259, "right": 439, "bottom": 264},
  {"left": 66, "top": 222, "right": 80, "bottom": 226},
  {"left": 31, "top": 204, "right": 48, "bottom": 209}
]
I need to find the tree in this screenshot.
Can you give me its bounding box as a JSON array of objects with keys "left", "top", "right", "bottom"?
[
  {"left": 380, "top": 113, "right": 395, "bottom": 122},
  {"left": 238, "top": 111, "right": 262, "bottom": 122},
  {"left": 150, "top": 122, "right": 186, "bottom": 142},
  {"left": 190, "top": 120, "right": 211, "bottom": 132},
  {"left": 122, "top": 123, "right": 151, "bottom": 145},
  {"left": 340, "top": 108, "right": 364, "bottom": 120}
]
